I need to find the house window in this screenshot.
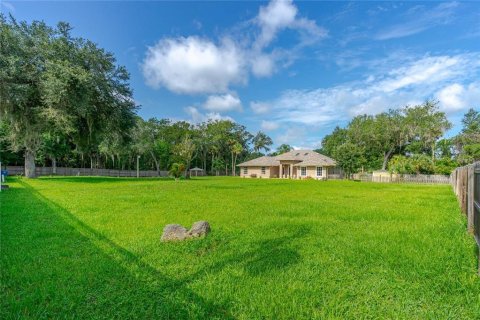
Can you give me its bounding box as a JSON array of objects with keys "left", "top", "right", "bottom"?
[
  {"left": 301, "top": 167, "right": 307, "bottom": 176},
  {"left": 316, "top": 167, "right": 323, "bottom": 177},
  {"left": 261, "top": 167, "right": 266, "bottom": 174},
  {"left": 243, "top": 167, "right": 248, "bottom": 175}
]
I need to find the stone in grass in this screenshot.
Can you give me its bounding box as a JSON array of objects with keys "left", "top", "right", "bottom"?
[
  {"left": 161, "top": 224, "right": 188, "bottom": 242},
  {"left": 187, "top": 221, "right": 211, "bottom": 238}
]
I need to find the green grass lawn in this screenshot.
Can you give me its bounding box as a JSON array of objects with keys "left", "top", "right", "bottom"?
[{"left": 1, "top": 177, "right": 479, "bottom": 319}]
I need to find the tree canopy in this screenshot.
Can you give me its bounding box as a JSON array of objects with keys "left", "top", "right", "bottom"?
[
  {"left": 321, "top": 101, "right": 478, "bottom": 175},
  {"left": 0, "top": 16, "right": 136, "bottom": 177}
]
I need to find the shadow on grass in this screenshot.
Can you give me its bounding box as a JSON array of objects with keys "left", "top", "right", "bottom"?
[
  {"left": 2, "top": 180, "right": 233, "bottom": 319},
  {"left": 243, "top": 236, "right": 303, "bottom": 276},
  {"left": 180, "top": 225, "right": 309, "bottom": 280}
]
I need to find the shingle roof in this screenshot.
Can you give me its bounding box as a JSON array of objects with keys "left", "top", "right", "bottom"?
[
  {"left": 290, "top": 150, "right": 336, "bottom": 166},
  {"left": 237, "top": 150, "right": 336, "bottom": 167},
  {"left": 236, "top": 156, "right": 280, "bottom": 167}
]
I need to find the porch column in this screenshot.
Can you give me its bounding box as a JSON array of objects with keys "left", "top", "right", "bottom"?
[
  {"left": 290, "top": 164, "right": 293, "bottom": 179},
  {"left": 279, "top": 164, "right": 283, "bottom": 178}
]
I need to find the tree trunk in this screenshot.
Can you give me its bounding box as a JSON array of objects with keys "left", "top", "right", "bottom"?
[
  {"left": 25, "top": 150, "right": 36, "bottom": 178},
  {"left": 211, "top": 154, "right": 215, "bottom": 174},
  {"left": 150, "top": 151, "right": 160, "bottom": 175},
  {"left": 381, "top": 148, "right": 394, "bottom": 170},
  {"left": 202, "top": 151, "right": 207, "bottom": 172},
  {"left": 233, "top": 154, "right": 238, "bottom": 176},
  {"left": 185, "top": 160, "right": 191, "bottom": 179},
  {"left": 52, "top": 157, "right": 57, "bottom": 174}
]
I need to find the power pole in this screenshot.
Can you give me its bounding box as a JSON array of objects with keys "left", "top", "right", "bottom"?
[{"left": 136, "top": 155, "right": 140, "bottom": 178}]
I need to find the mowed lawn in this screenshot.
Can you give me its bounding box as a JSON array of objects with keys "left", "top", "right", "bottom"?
[{"left": 1, "top": 177, "right": 479, "bottom": 319}]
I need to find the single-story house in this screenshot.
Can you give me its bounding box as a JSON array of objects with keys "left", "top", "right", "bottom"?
[{"left": 237, "top": 149, "right": 344, "bottom": 179}]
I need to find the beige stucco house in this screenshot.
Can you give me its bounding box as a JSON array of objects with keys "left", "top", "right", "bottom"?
[{"left": 237, "top": 149, "right": 343, "bottom": 179}]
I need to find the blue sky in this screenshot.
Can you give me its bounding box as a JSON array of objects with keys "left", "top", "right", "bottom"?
[{"left": 1, "top": 1, "right": 479, "bottom": 149}]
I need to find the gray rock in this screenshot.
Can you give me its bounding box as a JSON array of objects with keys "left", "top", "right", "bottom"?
[
  {"left": 187, "top": 221, "right": 211, "bottom": 238},
  {"left": 161, "top": 224, "right": 188, "bottom": 241}
]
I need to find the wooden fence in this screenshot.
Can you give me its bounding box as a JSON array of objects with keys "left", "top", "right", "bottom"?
[
  {"left": 5, "top": 166, "right": 169, "bottom": 178},
  {"left": 451, "top": 162, "right": 480, "bottom": 244},
  {"left": 451, "top": 162, "right": 480, "bottom": 274},
  {"left": 352, "top": 173, "right": 451, "bottom": 184}
]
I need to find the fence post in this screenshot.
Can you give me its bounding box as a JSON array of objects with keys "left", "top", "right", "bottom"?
[{"left": 468, "top": 165, "right": 474, "bottom": 232}]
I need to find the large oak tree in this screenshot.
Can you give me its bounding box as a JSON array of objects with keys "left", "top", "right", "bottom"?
[{"left": 0, "top": 16, "right": 136, "bottom": 177}]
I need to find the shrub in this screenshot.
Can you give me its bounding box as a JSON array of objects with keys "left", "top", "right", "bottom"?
[
  {"left": 434, "top": 157, "right": 458, "bottom": 175},
  {"left": 169, "top": 163, "right": 185, "bottom": 181}
]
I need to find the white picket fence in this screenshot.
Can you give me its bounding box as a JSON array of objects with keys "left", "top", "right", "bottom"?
[{"left": 352, "top": 173, "right": 450, "bottom": 184}]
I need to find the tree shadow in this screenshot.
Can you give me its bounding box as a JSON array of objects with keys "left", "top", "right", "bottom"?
[
  {"left": 242, "top": 236, "right": 303, "bottom": 276},
  {"left": 181, "top": 225, "right": 310, "bottom": 281},
  {"left": 4, "top": 180, "right": 309, "bottom": 318},
  {"left": 3, "top": 181, "right": 233, "bottom": 319}
]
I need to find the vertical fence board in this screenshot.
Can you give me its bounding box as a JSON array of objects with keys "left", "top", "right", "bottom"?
[
  {"left": 451, "top": 162, "right": 480, "bottom": 275},
  {"left": 468, "top": 166, "right": 475, "bottom": 231}
]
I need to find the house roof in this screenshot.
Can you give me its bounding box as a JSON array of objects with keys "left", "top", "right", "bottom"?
[
  {"left": 237, "top": 150, "right": 336, "bottom": 167},
  {"left": 190, "top": 167, "right": 204, "bottom": 171},
  {"left": 236, "top": 156, "right": 280, "bottom": 167}
]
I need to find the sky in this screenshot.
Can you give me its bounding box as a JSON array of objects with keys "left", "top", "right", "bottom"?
[{"left": 1, "top": 0, "right": 479, "bottom": 149}]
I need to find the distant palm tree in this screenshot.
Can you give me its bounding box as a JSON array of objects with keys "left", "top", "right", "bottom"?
[
  {"left": 275, "top": 144, "right": 293, "bottom": 155},
  {"left": 232, "top": 141, "right": 243, "bottom": 176},
  {"left": 253, "top": 131, "right": 273, "bottom": 153}
]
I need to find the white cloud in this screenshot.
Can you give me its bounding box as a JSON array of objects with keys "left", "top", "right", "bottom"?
[
  {"left": 143, "top": 0, "right": 326, "bottom": 94},
  {"left": 142, "top": 36, "right": 246, "bottom": 94},
  {"left": 255, "top": 0, "right": 298, "bottom": 49},
  {"left": 202, "top": 93, "right": 242, "bottom": 112},
  {"left": 255, "top": 0, "right": 326, "bottom": 49},
  {"left": 261, "top": 120, "right": 280, "bottom": 131},
  {"left": 375, "top": 2, "right": 459, "bottom": 40},
  {"left": 437, "top": 82, "right": 480, "bottom": 112},
  {"left": 376, "top": 55, "right": 465, "bottom": 92},
  {"left": 437, "top": 84, "right": 464, "bottom": 112},
  {"left": 251, "top": 53, "right": 276, "bottom": 77},
  {"left": 185, "top": 106, "right": 234, "bottom": 123},
  {"left": 277, "top": 127, "right": 307, "bottom": 145},
  {"left": 184, "top": 106, "right": 205, "bottom": 123},
  {"left": 250, "top": 101, "right": 272, "bottom": 114},
  {"left": 252, "top": 53, "right": 480, "bottom": 127}
]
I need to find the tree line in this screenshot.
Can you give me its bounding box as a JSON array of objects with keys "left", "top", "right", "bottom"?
[
  {"left": 318, "top": 102, "right": 479, "bottom": 176},
  {"left": 0, "top": 16, "right": 278, "bottom": 178},
  {"left": 0, "top": 115, "right": 275, "bottom": 178}
]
